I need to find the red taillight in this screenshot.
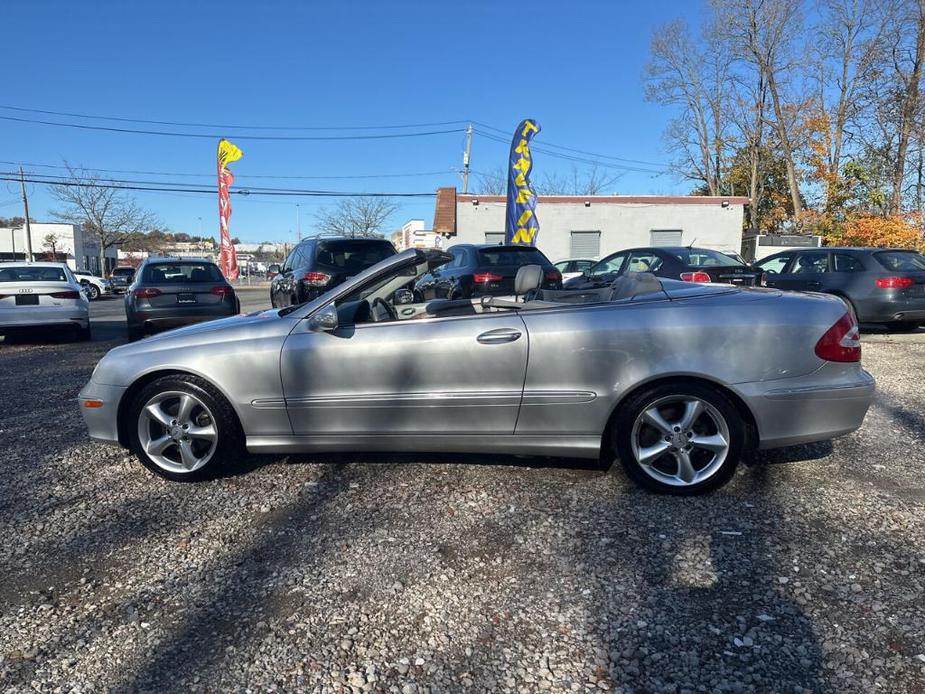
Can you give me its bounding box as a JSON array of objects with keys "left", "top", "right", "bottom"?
[
  {"left": 133, "top": 288, "right": 161, "bottom": 299},
  {"left": 875, "top": 276, "right": 915, "bottom": 289},
  {"left": 49, "top": 290, "right": 80, "bottom": 299},
  {"left": 210, "top": 286, "right": 234, "bottom": 298},
  {"left": 545, "top": 269, "right": 562, "bottom": 283},
  {"left": 302, "top": 271, "right": 332, "bottom": 287},
  {"left": 680, "top": 271, "right": 712, "bottom": 283},
  {"left": 473, "top": 272, "right": 503, "bottom": 283},
  {"left": 815, "top": 312, "right": 861, "bottom": 362}
]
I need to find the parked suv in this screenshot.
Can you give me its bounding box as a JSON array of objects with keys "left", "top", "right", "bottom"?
[
  {"left": 270, "top": 237, "right": 397, "bottom": 308},
  {"left": 564, "top": 246, "right": 763, "bottom": 289},
  {"left": 756, "top": 247, "right": 925, "bottom": 330},
  {"left": 414, "top": 244, "right": 562, "bottom": 300},
  {"left": 73, "top": 269, "right": 112, "bottom": 300},
  {"left": 125, "top": 258, "right": 239, "bottom": 341},
  {"left": 109, "top": 266, "right": 136, "bottom": 294}
]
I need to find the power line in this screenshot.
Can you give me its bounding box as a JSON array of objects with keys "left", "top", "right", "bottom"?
[
  {"left": 472, "top": 129, "right": 670, "bottom": 174},
  {"left": 472, "top": 120, "right": 670, "bottom": 169},
  {"left": 0, "top": 104, "right": 469, "bottom": 131},
  {"left": 0, "top": 173, "right": 436, "bottom": 198},
  {"left": 0, "top": 159, "right": 457, "bottom": 181},
  {"left": 0, "top": 114, "right": 465, "bottom": 141}
]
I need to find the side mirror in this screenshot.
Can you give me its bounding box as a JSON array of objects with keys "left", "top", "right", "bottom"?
[
  {"left": 268, "top": 264, "right": 281, "bottom": 274},
  {"left": 582, "top": 268, "right": 591, "bottom": 278},
  {"left": 394, "top": 288, "right": 414, "bottom": 305},
  {"left": 308, "top": 302, "right": 338, "bottom": 332}
]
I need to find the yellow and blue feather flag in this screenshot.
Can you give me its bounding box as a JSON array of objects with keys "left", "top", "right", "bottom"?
[{"left": 504, "top": 119, "right": 541, "bottom": 245}]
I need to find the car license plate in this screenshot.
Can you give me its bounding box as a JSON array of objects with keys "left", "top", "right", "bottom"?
[
  {"left": 177, "top": 293, "right": 197, "bottom": 304},
  {"left": 15, "top": 294, "right": 39, "bottom": 306}
]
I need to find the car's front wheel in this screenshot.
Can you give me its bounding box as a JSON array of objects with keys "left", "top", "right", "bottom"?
[
  {"left": 127, "top": 375, "right": 243, "bottom": 481},
  {"left": 612, "top": 382, "right": 745, "bottom": 495},
  {"left": 86, "top": 284, "right": 100, "bottom": 300},
  {"left": 885, "top": 321, "right": 920, "bottom": 332}
]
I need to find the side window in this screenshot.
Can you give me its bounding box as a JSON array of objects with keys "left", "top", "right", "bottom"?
[
  {"left": 282, "top": 249, "right": 298, "bottom": 272},
  {"left": 554, "top": 261, "right": 570, "bottom": 272},
  {"left": 833, "top": 254, "right": 864, "bottom": 273},
  {"left": 575, "top": 260, "right": 594, "bottom": 272},
  {"left": 792, "top": 252, "right": 829, "bottom": 274},
  {"left": 757, "top": 254, "right": 793, "bottom": 274},
  {"left": 591, "top": 252, "right": 627, "bottom": 278},
  {"left": 627, "top": 251, "right": 664, "bottom": 273}
]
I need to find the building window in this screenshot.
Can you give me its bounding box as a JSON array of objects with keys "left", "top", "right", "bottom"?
[
  {"left": 570, "top": 231, "right": 601, "bottom": 258},
  {"left": 484, "top": 232, "right": 505, "bottom": 245},
  {"left": 650, "top": 229, "right": 683, "bottom": 246}
]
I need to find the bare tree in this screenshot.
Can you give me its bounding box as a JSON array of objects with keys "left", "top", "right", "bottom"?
[
  {"left": 315, "top": 197, "right": 398, "bottom": 238},
  {"left": 42, "top": 233, "right": 60, "bottom": 257},
  {"left": 537, "top": 165, "right": 621, "bottom": 195},
  {"left": 50, "top": 166, "right": 158, "bottom": 274},
  {"left": 645, "top": 18, "right": 732, "bottom": 195},
  {"left": 885, "top": 0, "right": 925, "bottom": 213},
  {"left": 473, "top": 166, "right": 508, "bottom": 195},
  {"left": 718, "top": 0, "right": 806, "bottom": 217}
]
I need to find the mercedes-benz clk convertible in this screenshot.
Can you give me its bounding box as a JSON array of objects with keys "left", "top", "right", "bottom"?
[{"left": 79, "top": 248, "right": 875, "bottom": 494}]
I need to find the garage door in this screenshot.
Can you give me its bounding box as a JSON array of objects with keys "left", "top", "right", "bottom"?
[
  {"left": 570, "top": 231, "right": 601, "bottom": 258},
  {"left": 650, "top": 230, "right": 683, "bottom": 246}
]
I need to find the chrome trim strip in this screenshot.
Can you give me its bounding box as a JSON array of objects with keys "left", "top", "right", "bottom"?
[
  {"left": 521, "top": 391, "right": 597, "bottom": 405},
  {"left": 246, "top": 434, "right": 602, "bottom": 459},
  {"left": 250, "top": 398, "right": 287, "bottom": 409},
  {"left": 285, "top": 391, "right": 523, "bottom": 409}
]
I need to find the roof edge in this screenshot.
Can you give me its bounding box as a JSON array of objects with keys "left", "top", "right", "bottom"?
[{"left": 456, "top": 194, "right": 750, "bottom": 205}]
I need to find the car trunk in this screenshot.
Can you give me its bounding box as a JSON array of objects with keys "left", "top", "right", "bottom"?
[
  {"left": 474, "top": 247, "right": 559, "bottom": 294},
  {"left": 694, "top": 265, "right": 763, "bottom": 286},
  {"left": 0, "top": 283, "right": 81, "bottom": 308},
  {"left": 312, "top": 241, "right": 398, "bottom": 287},
  {"left": 146, "top": 284, "right": 227, "bottom": 308}
]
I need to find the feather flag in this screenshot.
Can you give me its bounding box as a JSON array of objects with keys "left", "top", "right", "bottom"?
[
  {"left": 504, "top": 119, "right": 541, "bottom": 245},
  {"left": 217, "top": 138, "right": 243, "bottom": 280}
]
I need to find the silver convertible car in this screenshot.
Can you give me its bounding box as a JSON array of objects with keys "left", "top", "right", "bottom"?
[{"left": 80, "top": 248, "right": 875, "bottom": 494}]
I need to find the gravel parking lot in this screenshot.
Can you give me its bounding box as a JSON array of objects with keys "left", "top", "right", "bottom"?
[{"left": 1, "top": 297, "right": 923, "bottom": 693}]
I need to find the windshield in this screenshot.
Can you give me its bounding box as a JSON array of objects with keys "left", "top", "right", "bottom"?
[
  {"left": 315, "top": 241, "right": 396, "bottom": 271},
  {"left": 874, "top": 250, "right": 925, "bottom": 272},
  {"left": 670, "top": 248, "right": 743, "bottom": 267},
  {"left": 478, "top": 247, "right": 550, "bottom": 267},
  {"left": 0, "top": 266, "right": 69, "bottom": 282},
  {"left": 112, "top": 268, "right": 135, "bottom": 276},
  {"left": 142, "top": 263, "right": 224, "bottom": 283}
]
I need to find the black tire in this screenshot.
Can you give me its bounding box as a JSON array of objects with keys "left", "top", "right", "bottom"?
[
  {"left": 612, "top": 382, "right": 745, "bottom": 495},
  {"left": 75, "top": 324, "right": 92, "bottom": 341},
  {"left": 87, "top": 284, "right": 100, "bottom": 301},
  {"left": 126, "top": 374, "right": 244, "bottom": 481},
  {"left": 885, "top": 321, "right": 920, "bottom": 332},
  {"left": 127, "top": 325, "right": 144, "bottom": 342}
]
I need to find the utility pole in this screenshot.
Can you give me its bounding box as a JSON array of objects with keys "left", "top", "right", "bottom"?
[
  {"left": 462, "top": 123, "right": 473, "bottom": 193},
  {"left": 296, "top": 204, "right": 302, "bottom": 241},
  {"left": 19, "top": 167, "right": 33, "bottom": 262}
]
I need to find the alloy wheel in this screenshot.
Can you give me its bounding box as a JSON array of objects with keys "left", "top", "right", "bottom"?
[
  {"left": 137, "top": 390, "right": 218, "bottom": 474},
  {"left": 630, "top": 395, "right": 730, "bottom": 487}
]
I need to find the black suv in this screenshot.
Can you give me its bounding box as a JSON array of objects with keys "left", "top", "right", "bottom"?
[
  {"left": 414, "top": 244, "right": 562, "bottom": 300},
  {"left": 270, "top": 237, "right": 397, "bottom": 308}
]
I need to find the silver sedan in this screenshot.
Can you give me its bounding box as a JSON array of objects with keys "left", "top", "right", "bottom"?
[{"left": 79, "top": 249, "right": 875, "bottom": 494}]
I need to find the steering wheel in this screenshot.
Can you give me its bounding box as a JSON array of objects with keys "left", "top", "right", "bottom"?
[{"left": 370, "top": 297, "right": 397, "bottom": 322}]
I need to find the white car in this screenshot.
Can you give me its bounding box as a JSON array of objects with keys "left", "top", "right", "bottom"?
[
  {"left": 0, "top": 262, "right": 91, "bottom": 340},
  {"left": 73, "top": 269, "right": 113, "bottom": 301},
  {"left": 553, "top": 258, "right": 596, "bottom": 282}
]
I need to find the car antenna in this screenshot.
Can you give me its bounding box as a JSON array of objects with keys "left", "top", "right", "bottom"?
[{"left": 687, "top": 237, "right": 697, "bottom": 249}]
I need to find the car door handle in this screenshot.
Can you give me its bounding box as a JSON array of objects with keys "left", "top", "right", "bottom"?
[
  {"left": 805, "top": 281, "right": 822, "bottom": 288},
  {"left": 477, "top": 328, "right": 522, "bottom": 344}
]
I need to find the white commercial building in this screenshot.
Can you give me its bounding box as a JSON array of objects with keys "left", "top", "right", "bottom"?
[
  {"left": 0, "top": 222, "right": 118, "bottom": 274},
  {"left": 432, "top": 188, "right": 748, "bottom": 261},
  {"left": 391, "top": 219, "right": 444, "bottom": 251}
]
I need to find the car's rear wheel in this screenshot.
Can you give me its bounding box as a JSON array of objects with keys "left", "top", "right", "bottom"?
[
  {"left": 127, "top": 375, "right": 243, "bottom": 481},
  {"left": 613, "top": 382, "right": 744, "bottom": 495}
]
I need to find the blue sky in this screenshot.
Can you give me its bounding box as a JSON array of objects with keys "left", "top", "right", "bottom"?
[{"left": 2, "top": 0, "right": 704, "bottom": 243}]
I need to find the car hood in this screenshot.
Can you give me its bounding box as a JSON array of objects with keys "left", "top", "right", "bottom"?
[{"left": 109, "top": 310, "right": 290, "bottom": 355}]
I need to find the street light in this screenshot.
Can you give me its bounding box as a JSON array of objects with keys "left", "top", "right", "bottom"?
[{"left": 296, "top": 204, "right": 301, "bottom": 242}]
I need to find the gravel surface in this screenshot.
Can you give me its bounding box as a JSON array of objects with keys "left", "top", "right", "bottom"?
[{"left": 1, "top": 310, "right": 923, "bottom": 693}]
